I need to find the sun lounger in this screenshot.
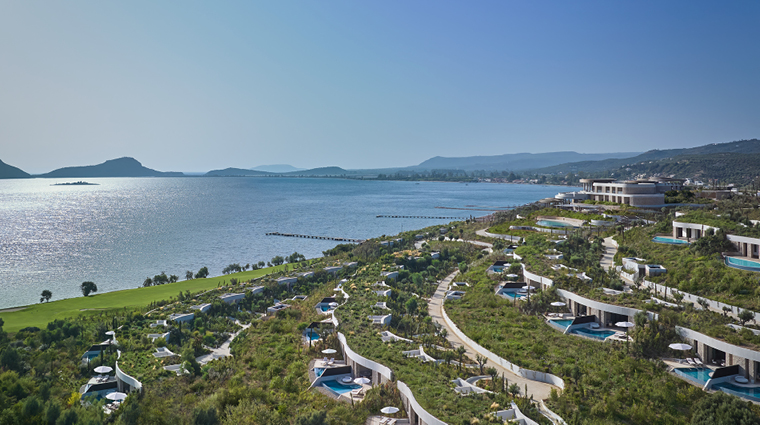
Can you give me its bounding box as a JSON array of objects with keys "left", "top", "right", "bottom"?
[
  {"left": 328, "top": 357, "right": 335, "bottom": 365},
  {"left": 694, "top": 358, "right": 704, "bottom": 367},
  {"left": 686, "top": 358, "right": 696, "bottom": 366},
  {"left": 387, "top": 420, "right": 397, "bottom": 425},
  {"left": 379, "top": 418, "right": 390, "bottom": 425}
]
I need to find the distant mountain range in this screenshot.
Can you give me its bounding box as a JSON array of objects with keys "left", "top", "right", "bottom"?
[
  {"left": 204, "top": 166, "right": 349, "bottom": 177},
  {"left": 532, "top": 139, "right": 760, "bottom": 174},
  {"left": 411, "top": 151, "right": 642, "bottom": 172},
  {"left": 0, "top": 159, "right": 30, "bottom": 178},
  {"left": 39, "top": 157, "right": 183, "bottom": 178},
  {"left": 1, "top": 139, "right": 759, "bottom": 183},
  {"left": 250, "top": 164, "right": 306, "bottom": 173}
]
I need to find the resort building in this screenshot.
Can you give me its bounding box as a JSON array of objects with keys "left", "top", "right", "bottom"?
[
  {"left": 555, "top": 178, "right": 685, "bottom": 207},
  {"left": 219, "top": 293, "right": 245, "bottom": 304},
  {"left": 168, "top": 313, "right": 195, "bottom": 323},
  {"left": 190, "top": 303, "right": 212, "bottom": 313},
  {"left": 381, "top": 271, "right": 399, "bottom": 280},
  {"left": 671, "top": 219, "right": 760, "bottom": 266},
  {"left": 276, "top": 276, "right": 298, "bottom": 286},
  {"left": 249, "top": 285, "right": 265, "bottom": 296},
  {"left": 324, "top": 266, "right": 343, "bottom": 274},
  {"left": 677, "top": 326, "right": 760, "bottom": 382}
]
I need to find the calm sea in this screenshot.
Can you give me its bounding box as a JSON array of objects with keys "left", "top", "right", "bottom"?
[{"left": 0, "top": 177, "right": 570, "bottom": 309}]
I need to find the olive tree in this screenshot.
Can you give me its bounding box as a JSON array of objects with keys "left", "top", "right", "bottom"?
[{"left": 80, "top": 281, "right": 97, "bottom": 297}]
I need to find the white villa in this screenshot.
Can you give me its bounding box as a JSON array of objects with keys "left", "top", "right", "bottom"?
[{"left": 555, "top": 178, "right": 684, "bottom": 207}]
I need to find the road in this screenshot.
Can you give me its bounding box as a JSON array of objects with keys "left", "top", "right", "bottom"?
[{"left": 428, "top": 271, "right": 554, "bottom": 400}]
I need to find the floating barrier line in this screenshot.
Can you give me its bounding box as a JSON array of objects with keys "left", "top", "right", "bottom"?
[{"left": 265, "top": 232, "right": 365, "bottom": 243}]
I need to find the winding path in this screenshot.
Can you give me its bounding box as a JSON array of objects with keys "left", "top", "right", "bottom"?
[
  {"left": 600, "top": 237, "right": 617, "bottom": 271},
  {"left": 428, "top": 271, "right": 554, "bottom": 400}
]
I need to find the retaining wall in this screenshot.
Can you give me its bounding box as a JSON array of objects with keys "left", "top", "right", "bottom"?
[{"left": 440, "top": 304, "right": 565, "bottom": 389}]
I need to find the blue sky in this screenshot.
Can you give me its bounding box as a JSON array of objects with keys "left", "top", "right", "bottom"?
[{"left": 1, "top": 1, "right": 759, "bottom": 173}]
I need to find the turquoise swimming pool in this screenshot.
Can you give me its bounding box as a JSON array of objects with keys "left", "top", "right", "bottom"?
[
  {"left": 570, "top": 327, "right": 616, "bottom": 341},
  {"left": 673, "top": 367, "right": 712, "bottom": 385},
  {"left": 314, "top": 368, "right": 325, "bottom": 377},
  {"left": 320, "top": 305, "right": 332, "bottom": 312},
  {"left": 713, "top": 382, "right": 760, "bottom": 402},
  {"left": 652, "top": 236, "right": 690, "bottom": 245},
  {"left": 725, "top": 256, "right": 760, "bottom": 272},
  {"left": 322, "top": 380, "right": 360, "bottom": 395},
  {"left": 549, "top": 319, "right": 574, "bottom": 330},
  {"left": 500, "top": 290, "right": 527, "bottom": 300},
  {"left": 537, "top": 220, "right": 577, "bottom": 228}
]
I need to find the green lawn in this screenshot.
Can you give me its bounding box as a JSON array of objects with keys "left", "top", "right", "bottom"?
[{"left": 0, "top": 264, "right": 295, "bottom": 332}]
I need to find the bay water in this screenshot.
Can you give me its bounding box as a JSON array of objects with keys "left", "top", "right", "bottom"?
[{"left": 0, "top": 177, "right": 570, "bottom": 309}]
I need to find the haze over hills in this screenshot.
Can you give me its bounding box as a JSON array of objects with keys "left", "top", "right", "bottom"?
[
  {"left": 411, "top": 151, "right": 642, "bottom": 171},
  {"left": 204, "top": 166, "right": 349, "bottom": 177},
  {"left": 251, "top": 164, "right": 306, "bottom": 173},
  {"left": 0, "top": 159, "right": 30, "bottom": 179},
  {"left": 532, "top": 139, "right": 760, "bottom": 175},
  {"left": 38, "top": 157, "right": 183, "bottom": 178},
  {"left": 1, "top": 139, "right": 760, "bottom": 182}
]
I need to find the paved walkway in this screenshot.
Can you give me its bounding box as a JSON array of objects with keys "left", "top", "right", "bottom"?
[
  {"left": 415, "top": 237, "right": 492, "bottom": 252},
  {"left": 428, "top": 271, "right": 554, "bottom": 400},
  {"left": 476, "top": 228, "right": 521, "bottom": 242},
  {"left": 196, "top": 320, "right": 251, "bottom": 365},
  {"left": 600, "top": 237, "right": 617, "bottom": 271}
]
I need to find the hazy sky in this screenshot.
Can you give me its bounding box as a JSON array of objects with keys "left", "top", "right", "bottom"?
[{"left": 1, "top": 2, "right": 759, "bottom": 173}]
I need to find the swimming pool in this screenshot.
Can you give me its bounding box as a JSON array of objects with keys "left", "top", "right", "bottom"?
[
  {"left": 673, "top": 367, "right": 712, "bottom": 386},
  {"left": 713, "top": 382, "right": 760, "bottom": 402},
  {"left": 320, "top": 305, "right": 332, "bottom": 312},
  {"left": 652, "top": 236, "right": 690, "bottom": 245},
  {"left": 536, "top": 220, "right": 577, "bottom": 228},
  {"left": 725, "top": 256, "right": 760, "bottom": 272},
  {"left": 314, "top": 368, "right": 325, "bottom": 377},
  {"left": 570, "top": 327, "right": 616, "bottom": 341},
  {"left": 322, "top": 380, "right": 361, "bottom": 395},
  {"left": 549, "top": 319, "right": 573, "bottom": 330},
  {"left": 498, "top": 290, "right": 526, "bottom": 300}
]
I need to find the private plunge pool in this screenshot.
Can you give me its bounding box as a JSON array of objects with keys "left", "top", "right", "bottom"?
[
  {"left": 673, "top": 367, "right": 712, "bottom": 386},
  {"left": 725, "top": 256, "right": 760, "bottom": 272},
  {"left": 549, "top": 319, "right": 574, "bottom": 330},
  {"left": 569, "top": 327, "right": 616, "bottom": 341},
  {"left": 322, "top": 380, "right": 361, "bottom": 395},
  {"left": 652, "top": 236, "right": 690, "bottom": 245},
  {"left": 536, "top": 220, "right": 578, "bottom": 228}
]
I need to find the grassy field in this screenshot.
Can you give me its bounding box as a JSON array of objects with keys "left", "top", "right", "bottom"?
[{"left": 0, "top": 264, "right": 296, "bottom": 332}]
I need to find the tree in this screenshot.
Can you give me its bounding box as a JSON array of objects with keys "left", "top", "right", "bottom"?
[
  {"left": 169, "top": 274, "right": 178, "bottom": 283},
  {"left": 295, "top": 410, "right": 327, "bottom": 425},
  {"left": 691, "top": 391, "right": 760, "bottom": 425},
  {"left": 508, "top": 383, "right": 521, "bottom": 398},
  {"left": 40, "top": 290, "right": 52, "bottom": 303},
  {"left": 271, "top": 256, "right": 285, "bottom": 266},
  {"left": 195, "top": 267, "right": 209, "bottom": 279},
  {"left": 486, "top": 367, "right": 498, "bottom": 390},
  {"left": 456, "top": 346, "right": 467, "bottom": 369},
  {"left": 405, "top": 298, "right": 419, "bottom": 316},
  {"left": 192, "top": 406, "right": 219, "bottom": 425},
  {"left": 476, "top": 354, "right": 488, "bottom": 375},
  {"left": 80, "top": 281, "right": 97, "bottom": 297},
  {"left": 185, "top": 271, "right": 194, "bottom": 281},
  {"left": 738, "top": 309, "right": 755, "bottom": 326},
  {"left": 143, "top": 277, "right": 153, "bottom": 287}
]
